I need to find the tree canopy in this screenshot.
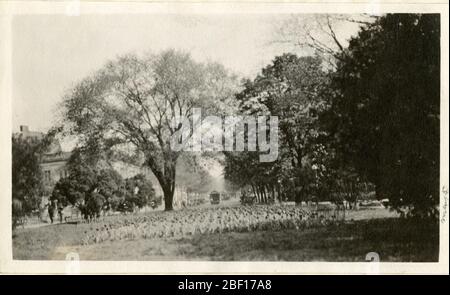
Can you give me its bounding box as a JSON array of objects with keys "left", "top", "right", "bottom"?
[
  {"left": 61, "top": 49, "right": 238, "bottom": 210},
  {"left": 323, "top": 14, "right": 440, "bottom": 218},
  {"left": 224, "top": 54, "right": 331, "bottom": 203},
  {"left": 225, "top": 14, "right": 440, "bottom": 219},
  {"left": 12, "top": 128, "right": 59, "bottom": 220}
]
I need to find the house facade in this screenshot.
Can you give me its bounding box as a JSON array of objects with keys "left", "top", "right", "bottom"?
[{"left": 16, "top": 125, "right": 71, "bottom": 200}]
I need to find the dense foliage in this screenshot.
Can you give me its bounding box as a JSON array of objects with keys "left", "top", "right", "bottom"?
[
  {"left": 51, "top": 151, "right": 157, "bottom": 219},
  {"left": 225, "top": 14, "right": 440, "bottom": 219},
  {"left": 12, "top": 129, "right": 59, "bottom": 226},
  {"left": 224, "top": 54, "right": 333, "bottom": 204},
  {"left": 324, "top": 14, "right": 440, "bottom": 218}
]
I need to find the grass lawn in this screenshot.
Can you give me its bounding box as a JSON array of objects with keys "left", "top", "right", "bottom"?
[{"left": 13, "top": 209, "right": 439, "bottom": 261}]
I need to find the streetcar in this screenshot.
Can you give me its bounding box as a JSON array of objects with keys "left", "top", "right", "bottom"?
[{"left": 209, "top": 191, "right": 221, "bottom": 205}]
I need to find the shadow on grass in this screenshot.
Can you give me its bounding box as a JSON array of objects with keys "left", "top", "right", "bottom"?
[{"left": 172, "top": 218, "right": 439, "bottom": 261}]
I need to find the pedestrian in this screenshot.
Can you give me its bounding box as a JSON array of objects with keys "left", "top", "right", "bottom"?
[
  {"left": 48, "top": 201, "right": 55, "bottom": 224},
  {"left": 57, "top": 202, "right": 64, "bottom": 223}
]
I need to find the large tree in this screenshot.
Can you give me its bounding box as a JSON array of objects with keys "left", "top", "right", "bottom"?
[
  {"left": 227, "top": 54, "right": 331, "bottom": 203},
  {"left": 12, "top": 128, "right": 59, "bottom": 221},
  {"left": 12, "top": 136, "right": 44, "bottom": 219},
  {"left": 276, "top": 14, "right": 377, "bottom": 68},
  {"left": 61, "top": 50, "right": 237, "bottom": 210},
  {"left": 124, "top": 173, "right": 156, "bottom": 210},
  {"left": 325, "top": 14, "right": 440, "bottom": 218}
]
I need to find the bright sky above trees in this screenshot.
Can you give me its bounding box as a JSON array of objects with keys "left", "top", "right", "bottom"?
[
  {"left": 12, "top": 14, "right": 362, "bottom": 134},
  {"left": 12, "top": 14, "right": 288, "bottom": 133}
]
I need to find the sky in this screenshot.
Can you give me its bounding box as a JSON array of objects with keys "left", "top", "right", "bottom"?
[
  {"left": 12, "top": 13, "right": 364, "bottom": 133},
  {"left": 12, "top": 14, "right": 301, "bottom": 133}
]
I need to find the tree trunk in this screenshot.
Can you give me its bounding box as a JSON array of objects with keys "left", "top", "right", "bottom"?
[
  {"left": 259, "top": 186, "right": 264, "bottom": 203},
  {"left": 162, "top": 184, "right": 175, "bottom": 211},
  {"left": 158, "top": 167, "right": 176, "bottom": 211},
  {"left": 256, "top": 186, "right": 261, "bottom": 203},
  {"left": 294, "top": 185, "right": 303, "bottom": 204},
  {"left": 262, "top": 186, "right": 267, "bottom": 203},
  {"left": 251, "top": 185, "right": 258, "bottom": 203},
  {"left": 148, "top": 154, "right": 177, "bottom": 212},
  {"left": 269, "top": 185, "right": 274, "bottom": 203},
  {"left": 277, "top": 183, "right": 282, "bottom": 203}
]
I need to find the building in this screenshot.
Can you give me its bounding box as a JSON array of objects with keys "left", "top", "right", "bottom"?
[
  {"left": 15, "top": 125, "right": 163, "bottom": 212},
  {"left": 15, "top": 125, "right": 71, "bottom": 197},
  {"left": 40, "top": 147, "right": 71, "bottom": 193}
]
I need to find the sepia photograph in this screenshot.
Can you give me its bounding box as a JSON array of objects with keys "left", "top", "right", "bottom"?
[{"left": 0, "top": 1, "right": 448, "bottom": 274}]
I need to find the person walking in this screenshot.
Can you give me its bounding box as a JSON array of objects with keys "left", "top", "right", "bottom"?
[
  {"left": 57, "top": 202, "right": 64, "bottom": 223},
  {"left": 48, "top": 201, "right": 55, "bottom": 224}
]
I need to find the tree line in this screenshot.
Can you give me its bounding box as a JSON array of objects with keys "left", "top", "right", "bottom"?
[
  {"left": 50, "top": 148, "right": 159, "bottom": 219},
  {"left": 224, "top": 14, "right": 440, "bottom": 219},
  {"left": 12, "top": 14, "right": 440, "bottom": 221}
]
